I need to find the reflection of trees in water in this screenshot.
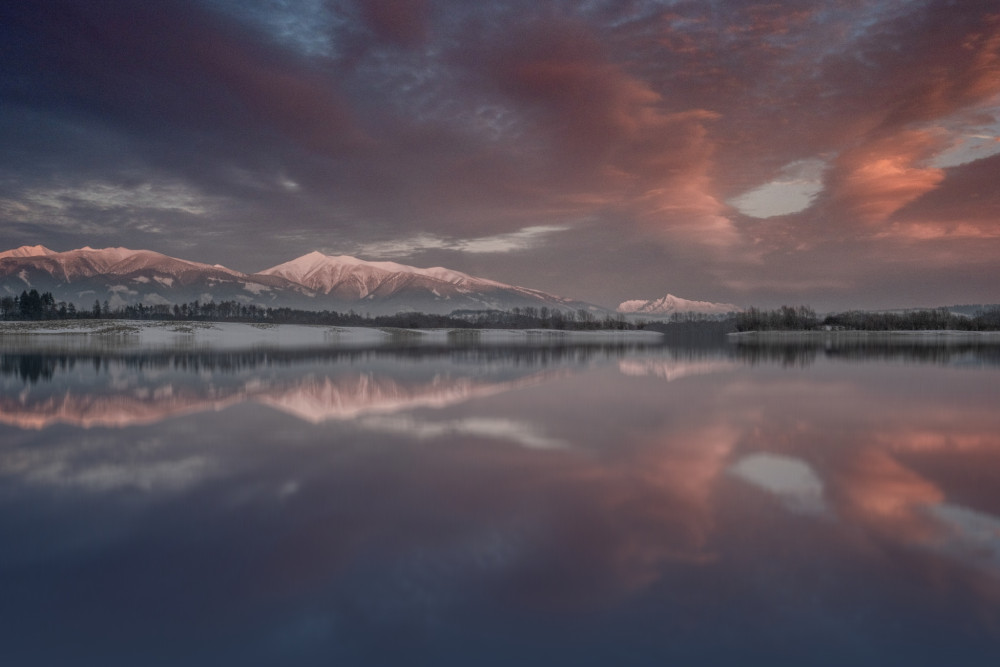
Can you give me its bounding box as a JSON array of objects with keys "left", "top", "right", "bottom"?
[
  {"left": 0, "top": 354, "right": 65, "bottom": 383},
  {"left": 0, "top": 343, "right": 673, "bottom": 385},
  {"left": 731, "top": 342, "right": 820, "bottom": 367},
  {"left": 643, "top": 320, "right": 735, "bottom": 348},
  {"left": 731, "top": 340, "right": 1000, "bottom": 367},
  {"left": 5, "top": 337, "right": 999, "bottom": 385}
]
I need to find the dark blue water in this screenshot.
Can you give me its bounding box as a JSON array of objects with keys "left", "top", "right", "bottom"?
[{"left": 2, "top": 341, "right": 999, "bottom": 665}]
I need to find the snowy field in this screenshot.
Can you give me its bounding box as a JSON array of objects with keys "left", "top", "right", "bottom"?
[
  {"left": 0, "top": 320, "right": 665, "bottom": 351},
  {"left": 729, "top": 330, "right": 1000, "bottom": 341}
]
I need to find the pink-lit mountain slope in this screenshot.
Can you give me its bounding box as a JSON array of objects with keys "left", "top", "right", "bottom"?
[
  {"left": 0, "top": 245, "right": 58, "bottom": 259},
  {"left": 1, "top": 245, "right": 600, "bottom": 315},
  {"left": 259, "top": 251, "right": 595, "bottom": 314},
  {"left": 0, "top": 245, "right": 309, "bottom": 309},
  {"left": 617, "top": 293, "right": 738, "bottom": 317}
]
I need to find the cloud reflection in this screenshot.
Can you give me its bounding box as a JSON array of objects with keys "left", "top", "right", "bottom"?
[
  {"left": 358, "top": 415, "right": 567, "bottom": 450},
  {"left": 729, "top": 453, "right": 827, "bottom": 516}
]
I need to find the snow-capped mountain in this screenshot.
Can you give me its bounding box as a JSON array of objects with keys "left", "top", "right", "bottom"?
[
  {"left": 261, "top": 251, "right": 509, "bottom": 293},
  {"left": 0, "top": 245, "right": 600, "bottom": 315},
  {"left": 259, "top": 250, "right": 590, "bottom": 314},
  {"left": 0, "top": 244, "right": 57, "bottom": 259},
  {"left": 0, "top": 245, "right": 312, "bottom": 309},
  {"left": 617, "top": 293, "right": 738, "bottom": 316}
]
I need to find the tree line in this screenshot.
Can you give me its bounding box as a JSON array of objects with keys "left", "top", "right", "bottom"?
[
  {"left": 0, "top": 292, "right": 664, "bottom": 330},
  {"left": 735, "top": 305, "right": 1000, "bottom": 332},
  {"left": 0, "top": 290, "right": 63, "bottom": 320},
  {"left": 6, "top": 291, "right": 999, "bottom": 332}
]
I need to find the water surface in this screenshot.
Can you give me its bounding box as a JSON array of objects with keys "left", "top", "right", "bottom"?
[{"left": 1, "top": 340, "right": 999, "bottom": 665}]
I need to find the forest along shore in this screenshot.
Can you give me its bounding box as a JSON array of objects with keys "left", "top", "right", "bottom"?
[{"left": 734, "top": 305, "right": 1000, "bottom": 332}]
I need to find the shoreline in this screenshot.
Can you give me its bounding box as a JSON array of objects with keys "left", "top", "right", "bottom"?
[
  {"left": 0, "top": 320, "right": 665, "bottom": 351},
  {"left": 728, "top": 329, "right": 1000, "bottom": 342}
]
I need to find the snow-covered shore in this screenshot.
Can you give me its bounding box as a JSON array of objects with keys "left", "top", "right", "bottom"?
[
  {"left": 0, "top": 320, "right": 664, "bottom": 351},
  {"left": 729, "top": 330, "right": 1000, "bottom": 342}
]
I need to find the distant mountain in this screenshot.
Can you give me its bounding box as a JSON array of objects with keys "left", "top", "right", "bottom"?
[
  {"left": 617, "top": 293, "right": 738, "bottom": 316},
  {"left": 259, "top": 251, "right": 595, "bottom": 314},
  {"left": 0, "top": 245, "right": 311, "bottom": 310},
  {"left": 0, "top": 245, "right": 601, "bottom": 315},
  {"left": 861, "top": 304, "right": 1000, "bottom": 318},
  {"left": 0, "top": 245, "right": 57, "bottom": 259},
  {"left": 942, "top": 304, "right": 1000, "bottom": 317}
]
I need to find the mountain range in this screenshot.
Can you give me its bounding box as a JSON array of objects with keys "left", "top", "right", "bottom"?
[
  {"left": 0, "top": 245, "right": 600, "bottom": 315},
  {"left": 617, "top": 294, "right": 738, "bottom": 316},
  {"left": 0, "top": 245, "right": 738, "bottom": 316}
]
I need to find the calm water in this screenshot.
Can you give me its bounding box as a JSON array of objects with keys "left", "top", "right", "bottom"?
[{"left": 2, "top": 339, "right": 1000, "bottom": 666}]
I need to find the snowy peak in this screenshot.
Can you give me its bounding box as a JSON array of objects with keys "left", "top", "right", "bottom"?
[
  {"left": 254, "top": 250, "right": 594, "bottom": 312},
  {"left": 418, "top": 266, "right": 503, "bottom": 287},
  {"left": 618, "top": 293, "right": 738, "bottom": 316},
  {"left": 259, "top": 253, "right": 400, "bottom": 296},
  {"left": 46, "top": 246, "right": 149, "bottom": 276},
  {"left": 0, "top": 245, "right": 56, "bottom": 259},
  {"left": 259, "top": 251, "right": 506, "bottom": 295},
  {"left": 69, "top": 246, "right": 141, "bottom": 261},
  {"left": 4, "top": 246, "right": 242, "bottom": 280},
  {"left": 258, "top": 251, "right": 343, "bottom": 286},
  {"left": 101, "top": 248, "right": 241, "bottom": 278}
]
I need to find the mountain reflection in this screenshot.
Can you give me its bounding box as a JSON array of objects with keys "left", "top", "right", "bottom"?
[
  {"left": 3, "top": 345, "right": 759, "bottom": 432},
  {"left": 0, "top": 349, "right": 584, "bottom": 429}
]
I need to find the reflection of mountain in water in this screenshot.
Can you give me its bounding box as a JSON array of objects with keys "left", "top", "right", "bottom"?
[
  {"left": 0, "top": 345, "right": 659, "bottom": 384},
  {"left": 619, "top": 357, "right": 737, "bottom": 381},
  {"left": 4, "top": 338, "right": 997, "bottom": 430},
  {"left": 0, "top": 350, "right": 573, "bottom": 429},
  {"left": 257, "top": 373, "right": 551, "bottom": 423}
]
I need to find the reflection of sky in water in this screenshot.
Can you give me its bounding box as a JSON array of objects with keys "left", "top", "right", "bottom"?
[
  {"left": 729, "top": 453, "right": 828, "bottom": 516},
  {"left": 1, "top": 344, "right": 1000, "bottom": 665}
]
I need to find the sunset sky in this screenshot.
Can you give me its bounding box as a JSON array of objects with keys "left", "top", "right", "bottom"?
[{"left": 2, "top": 0, "right": 999, "bottom": 310}]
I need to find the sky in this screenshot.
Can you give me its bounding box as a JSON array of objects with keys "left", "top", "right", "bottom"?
[{"left": 2, "top": 0, "right": 999, "bottom": 311}]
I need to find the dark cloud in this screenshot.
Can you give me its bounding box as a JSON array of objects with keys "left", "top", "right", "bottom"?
[
  {"left": 1, "top": 0, "right": 999, "bottom": 308},
  {"left": 355, "top": 0, "right": 430, "bottom": 49}
]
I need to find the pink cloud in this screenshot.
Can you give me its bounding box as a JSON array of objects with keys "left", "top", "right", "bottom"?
[
  {"left": 478, "top": 18, "right": 736, "bottom": 247},
  {"left": 825, "top": 130, "right": 947, "bottom": 225}
]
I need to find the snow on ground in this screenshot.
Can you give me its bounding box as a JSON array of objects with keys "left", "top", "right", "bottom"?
[
  {"left": 729, "top": 330, "right": 1000, "bottom": 341},
  {"left": 0, "top": 320, "right": 664, "bottom": 351}
]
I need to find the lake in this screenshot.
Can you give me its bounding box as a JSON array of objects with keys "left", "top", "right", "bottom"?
[{"left": 2, "top": 335, "right": 999, "bottom": 665}]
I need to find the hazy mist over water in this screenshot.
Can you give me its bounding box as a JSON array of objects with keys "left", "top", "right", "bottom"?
[{"left": 2, "top": 340, "right": 999, "bottom": 665}]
